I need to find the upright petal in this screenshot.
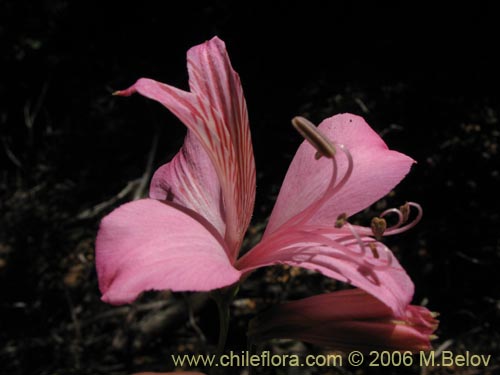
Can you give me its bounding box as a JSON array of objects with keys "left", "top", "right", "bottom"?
[
  {"left": 237, "top": 226, "right": 413, "bottom": 316},
  {"left": 117, "top": 37, "right": 255, "bottom": 261},
  {"left": 187, "top": 37, "right": 255, "bottom": 229},
  {"left": 150, "top": 130, "right": 225, "bottom": 236},
  {"left": 265, "top": 114, "right": 414, "bottom": 235},
  {"left": 249, "top": 289, "right": 438, "bottom": 352},
  {"left": 96, "top": 199, "right": 241, "bottom": 305},
  {"left": 187, "top": 37, "right": 256, "bottom": 257}
]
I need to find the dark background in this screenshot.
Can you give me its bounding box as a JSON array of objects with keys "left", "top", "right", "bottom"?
[{"left": 1, "top": 1, "right": 499, "bottom": 374}]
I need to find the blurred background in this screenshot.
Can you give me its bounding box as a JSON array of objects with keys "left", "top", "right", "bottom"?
[{"left": 1, "top": 1, "right": 499, "bottom": 374}]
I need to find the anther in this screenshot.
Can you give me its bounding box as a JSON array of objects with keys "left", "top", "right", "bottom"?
[
  {"left": 291, "top": 116, "right": 336, "bottom": 158},
  {"left": 368, "top": 242, "right": 380, "bottom": 259},
  {"left": 335, "top": 213, "right": 348, "bottom": 228},
  {"left": 371, "top": 217, "right": 387, "bottom": 240},
  {"left": 400, "top": 202, "right": 410, "bottom": 223}
]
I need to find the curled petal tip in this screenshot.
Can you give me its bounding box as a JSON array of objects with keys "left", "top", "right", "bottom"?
[{"left": 112, "top": 85, "right": 137, "bottom": 97}]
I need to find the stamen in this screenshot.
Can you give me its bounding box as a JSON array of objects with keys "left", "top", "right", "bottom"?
[
  {"left": 384, "top": 202, "right": 423, "bottom": 236},
  {"left": 334, "top": 229, "right": 394, "bottom": 270},
  {"left": 371, "top": 217, "right": 387, "bottom": 240},
  {"left": 363, "top": 242, "right": 394, "bottom": 270},
  {"left": 330, "top": 144, "right": 353, "bottom": 194},
  {"left": 335, "top": 213, "right": 348, "bottom": 228},
  {"left": 282, "top": 128, "right": 348, "bottom": 228},
  {"left": 291, "top": 116, "right": 336, "bottom": 158},
  {"left": 352, "top": 202, "right": 423, "bottom": 238},
  {"left": 380, "top": 207, "right": 404, "bottom": 229},
  {"left": 368, "top": 242, "right": 380, "bottom": 259},
  {"left": 400, "top": 202, "right": 410, "bottom": 223},
  {"left": 294, "top": 142, "right": 353, "bottom": 227},
  {"left": 345, "top": 223, "right": 367, "bottom": 256}
]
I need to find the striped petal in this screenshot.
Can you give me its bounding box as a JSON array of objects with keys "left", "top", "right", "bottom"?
[
  {"left": 117, "top": 37, "right": 255, "bottom": 262},
  {"left": 150, "top": 130, "right": 225, "bottom": 237},
  {"left": 187, "top": 37, "right": 256, "bottom": 258}
]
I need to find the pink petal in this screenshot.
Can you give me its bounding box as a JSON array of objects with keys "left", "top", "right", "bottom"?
[
  {"left": 117, "top": 37, "right": 255, "bottom": 261},
  {"left": 237, "top": 227, "right": 413, "bottom": 316},
  {"left": 150, "top": 130, "right": 225, "bottom": 236},
  {"left": 95, "top": 199, "right": 241, "bottom": 305},
  {"left": 187, "top": 37, "right": 256, "bottom": 257},
  {"left": 265, "top": 113, "right": 415, "bottom": 235}
]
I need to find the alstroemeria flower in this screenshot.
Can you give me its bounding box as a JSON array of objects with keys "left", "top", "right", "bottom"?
[
  {"left": 248, "top": 288, "right": 439, "bottom": 352},
  {"left": 96, "top": 37, "right": 419, "bottom": 316}
]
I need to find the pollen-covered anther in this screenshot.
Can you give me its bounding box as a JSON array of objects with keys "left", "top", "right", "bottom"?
[
  {"left": 291, "top": 116, "right": 336, "bottom": 159},
  {"left": 335, "top": 212, "right": 348, "bottom": 228},
  {"left": 400, "top": 202, "right": 410, "bottom": 223},
  {"left": 371, "top": 217, "right": 387, "bottom": 240}
]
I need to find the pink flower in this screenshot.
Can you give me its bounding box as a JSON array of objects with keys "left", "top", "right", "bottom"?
[
  {"left": 248, "top": 288, "right": 439, "bottom": 352},
  {"left": 96, "top": 37, "right": 418, "bottom": 316}
]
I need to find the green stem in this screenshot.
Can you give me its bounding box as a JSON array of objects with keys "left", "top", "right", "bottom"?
[
  {"left": 209, "top": 284, "right": 238, "bottom": 375},
  {"left": 215, "top": 296, "right": 230, "bottom": 357}
]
